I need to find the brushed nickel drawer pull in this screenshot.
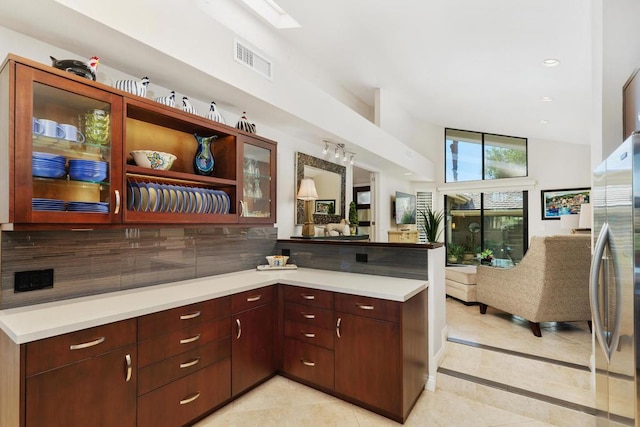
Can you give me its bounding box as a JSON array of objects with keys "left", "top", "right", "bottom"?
[
  {"left": 125, "top": 354, "right": 132, "bottom": 382},
  {"left": 180, "top": 358, "right": 201, "bottom": 369},
  {"left": 356, "top": 303, "right": 375, "bottom": 310},
  {"left": 301, "top": 294, "right": 315, "bottom": 300},
  {"left": 246, "top": 295, "right": 262, "bottom": 302},
  {"left": 236, "top": 318, "right": 242, "bottom": 339},
  {"left": 336, "top": 317, "right": 342, "bottom": 338},
  {"left": 301, "top": 313, "right": 315, "bottom": 319},
  {"left": 69, "top": 336, "right": 105, "bottom": 350},
  {"left": 301, "top": 331, "right": 316, "bottom": 338},
  {"left": 180, "top": 392, "right": 201, "bottom": 405},
  {"left": 180, "top": 334, "right": 201, "bottom": 344},
  {"left": 301, "top": 359, "right": 316, "bottom": 367},
  {"left": 180, "top": 311, "right": 201, "bottom": 320}
]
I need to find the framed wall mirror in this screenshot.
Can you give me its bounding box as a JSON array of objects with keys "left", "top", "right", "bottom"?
[{"left": 295, "top": 152, "right": 346, "bottom": 225}]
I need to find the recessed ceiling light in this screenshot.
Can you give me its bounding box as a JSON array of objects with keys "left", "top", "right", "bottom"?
[
  {"left": 543, "top": 59, "right": 560, "bottom": 67},
  {"left": 540, "top": 96, "right": 553, "bottom": 102},
  {"left": 403, "top": 172, "right": 413, "bottom": 176},
  {"left": 241, "top": 0, "right": 301, "bottom": 29},
  {"left": 539, "top": 119, "right": 549, "bottom": 124}
]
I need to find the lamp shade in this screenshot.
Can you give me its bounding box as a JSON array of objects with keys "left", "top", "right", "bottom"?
[
  {"left": 297, "top": 178, "right": 318, "bottom": 200},
  {"left": 578, "top": 203, "right": 592, "bottom": 229},
  {"left": 560, "top": 214, "right": 579, "bottom": 230}
]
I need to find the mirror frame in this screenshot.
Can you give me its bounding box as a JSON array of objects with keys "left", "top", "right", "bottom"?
[{"left": 295, "top": 152, "right": 346, "bottom": 225}]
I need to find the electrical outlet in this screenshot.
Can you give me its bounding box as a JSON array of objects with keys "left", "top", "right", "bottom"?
[
  {"left": 14, "top": 269, "right": 54, "bottom": 292},
  {"left": 356, "top": 253, "right": 368, "bottom": 263}
]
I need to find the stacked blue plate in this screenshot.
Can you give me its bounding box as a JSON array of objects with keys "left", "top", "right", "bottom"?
[
  {"left": 32, "top": 198, "right": 65, "bottom": 211},
  {"left": 67, "top": 201, "right": 109, "bottom": 213},
  {"left": 32, "top": 152, "right": 66, "bottom": 179},
  {"left": 69, "top": 159, "right": 107, "bottom": 182}
]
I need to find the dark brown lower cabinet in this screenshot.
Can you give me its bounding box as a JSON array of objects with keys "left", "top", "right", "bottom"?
[
  {"left": 25, "top": 344, "right": 137, "bottom": 427},
  {"left": 137, "top": 358, "right": 231, "bottom": 427},
  {"left": 283, "top": 337, "right": 335, "bottom": 390},
  {"left": 231, "top": 302, "right": 277, "bottom": 395}
]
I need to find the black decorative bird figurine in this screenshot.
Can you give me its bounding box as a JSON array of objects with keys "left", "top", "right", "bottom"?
[{"left": 50, "top": 56, "right": 99, "bottom": 80}]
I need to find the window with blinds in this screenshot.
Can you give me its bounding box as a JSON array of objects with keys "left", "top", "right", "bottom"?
[{"left": 416, "top": 191, "right": 433, "bottom": 244}]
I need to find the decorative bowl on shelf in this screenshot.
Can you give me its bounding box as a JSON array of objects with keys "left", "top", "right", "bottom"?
[
  {"left": 266, "top": 255, "right": 289, "bottom": 267},
  {"left": 131, "top": 150, "right": 177, "bottom": 171}
]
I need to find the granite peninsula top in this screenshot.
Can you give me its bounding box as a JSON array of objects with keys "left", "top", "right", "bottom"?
[{"left": 0, "top": 268, "right": 428, "bottom": 344}]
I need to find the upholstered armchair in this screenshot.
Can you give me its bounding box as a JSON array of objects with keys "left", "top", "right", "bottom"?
[{"left": 476, "top": 234, "right": 592, "bottom": 337}]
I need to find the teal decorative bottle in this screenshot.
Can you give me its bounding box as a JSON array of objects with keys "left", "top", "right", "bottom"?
[{"left": 193, "top": 133, "right": 217, "bottom": 176}]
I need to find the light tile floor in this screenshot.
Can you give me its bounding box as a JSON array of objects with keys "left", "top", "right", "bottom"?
[{"left": 194, "top": 298, "right": 592, "bottom": 427}]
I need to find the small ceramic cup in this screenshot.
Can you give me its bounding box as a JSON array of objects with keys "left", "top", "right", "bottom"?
[{"left": 59, "top": 123, "right": 85, "bottom": 143}]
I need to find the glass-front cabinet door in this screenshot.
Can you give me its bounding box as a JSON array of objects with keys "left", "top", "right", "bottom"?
[
  {"left": 239, "top": 135, "right": 276, "bottom": 223},
  {"left": 13, "top": 63, "right": 123, "bottom": 225}
]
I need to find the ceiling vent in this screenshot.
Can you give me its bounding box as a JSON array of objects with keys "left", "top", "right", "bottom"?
[{"left": 234, "top": 40, "right": 273, "bottom": 80}]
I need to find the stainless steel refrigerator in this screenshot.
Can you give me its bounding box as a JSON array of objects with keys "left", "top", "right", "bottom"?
[{"left": 590, "top": 133, "right": 639, "bottom": 426}]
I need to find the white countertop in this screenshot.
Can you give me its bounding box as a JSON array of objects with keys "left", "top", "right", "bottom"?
[{"left": 0, "top": 268, "right": 428, "bottom": 344}]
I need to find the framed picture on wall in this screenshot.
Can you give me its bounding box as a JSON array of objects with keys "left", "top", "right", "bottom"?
[
  {"left": 315, "top": 199, "right": 335, "bottom": 215},
  {"left": 540, "top": 187, "right": 590, "bottom": 220}
]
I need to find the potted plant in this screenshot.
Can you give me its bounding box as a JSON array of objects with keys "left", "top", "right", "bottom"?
[
  {"left": 447, "top": 243, "right": 465, "bottom": 263},
  {"left": 419, "top": 206, "right": 444, "bottom": 243},
  {"left": 348, "top": 201, "right": 358, "bottom": 235},
  {"left": 480, "top": 249, "right": 494, "bottom": 265}
]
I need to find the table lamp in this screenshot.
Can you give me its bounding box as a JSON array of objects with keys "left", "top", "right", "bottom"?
[
  {"left": 578, "top": 203, "right": 592, "bottom": 230},
  {"left": 297, "top": 178, "right": 318, "bottom": 237},
  {"left": 560, "top": 214, "right": 579, "bottom": 231}
]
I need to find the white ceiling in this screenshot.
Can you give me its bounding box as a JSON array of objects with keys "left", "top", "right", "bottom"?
[{"left": 270, "top": 0, "right": 592, "bottom": 146}]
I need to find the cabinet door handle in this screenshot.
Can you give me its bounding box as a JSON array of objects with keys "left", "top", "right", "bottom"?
[
  {"left": 114, "top": 190, "right": 121, "bottom": 214},
  {"left": 125, "top": 354, "right": 132, "bottom": 382},
  {"left": 246, "top": 295, "right": 262, "bottom": 302},
  {"left": 180, "top": 392, "right": 201, "bottom": 405},
  {"left": 236, "top": 318, "right": 242, "bottom": 339},
  {"left": 301, "top": 313, "right": 315, "bottom": 319},
  {"left": 180, "top": 358, "right": 201, "bottom": 369},
  {"left": 336, "top": 317, "right": 342, "bottom": 338},
  {"left": 180, "top": 334, "right": 201, "bottom": 344},
  {"left": 356, "top": 303, "right": 374, "bottom": 310},
  {"left": 69, "top": 336, "right": 105, "bottom": 350},
  {"left": 301, "top": 294, "right": 315, "bottom": 300},
  {"left": 301, "top": 331, "right": 316, "bottom": 338},
  {"left": 180, "top": 311, "right": 201, "bottom": 320},
  {"left": 301, "top": 359, "right": 315, "bottom": 367}
]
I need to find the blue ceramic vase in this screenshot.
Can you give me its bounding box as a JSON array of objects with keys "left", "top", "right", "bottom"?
[{"left": 193, "top": 133, "right": 217, "bottom": 176}]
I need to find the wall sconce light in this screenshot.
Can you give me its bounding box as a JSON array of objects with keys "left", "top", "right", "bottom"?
[
  {"left": 297, "top": 177, "right": 318, "bottom": 237},
  {"left": 322, "top": 140, "right": 355, "bottom": 165}
]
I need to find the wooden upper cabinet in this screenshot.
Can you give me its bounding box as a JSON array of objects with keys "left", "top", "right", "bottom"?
[
  {"left": 0, "top": 54, "right": 278, "bottom": 229},
  {"left": 238, "top": 134, "right": 277, "bottom": 223},
  {"left": 9, "top": 60, "right": 124, "bottom": 227}
]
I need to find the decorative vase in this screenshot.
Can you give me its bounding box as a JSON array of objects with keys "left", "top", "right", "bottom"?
[
  {"left": 349, "top": 224, "right": 357, "bottom": 236},
  {"left": 193, "top": 133, "right": 217, "bottom": 176}
]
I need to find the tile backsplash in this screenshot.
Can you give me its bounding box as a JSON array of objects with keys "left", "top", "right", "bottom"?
[{"left": 1, "top": 227, "right": 277, "bottom": 309}]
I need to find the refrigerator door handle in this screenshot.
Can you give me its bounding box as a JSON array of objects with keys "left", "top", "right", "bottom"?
[{"left": 590, "top": 222, "right": 611, "bottom": 361}]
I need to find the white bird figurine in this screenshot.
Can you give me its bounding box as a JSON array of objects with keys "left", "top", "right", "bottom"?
[
  {"left": 114, "top": 76, "right": 150, "bottom": 97},
  {"left": 154, "top": 90, "right": 175, "bottom": 108},
  {"left": 205, "top": 101, "right": 225, "bottom": 124},
  {"left": 181, "top": 97, "right": 199, "bottom": 116},
  {"left": 235, "top": 112, "right": 256, "bottom": 134},
  {"left": 50, "top": 55, "right": 99, "bottom": 80}
]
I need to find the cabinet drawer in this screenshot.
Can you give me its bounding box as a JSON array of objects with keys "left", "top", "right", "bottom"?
[
  {"left": 283, "top": 285, "right": 333, "bottom": 309},
  {"left": 284, "top": 320, "right": 334, "bottom": 350},
  {"left": 138, "top": 317, "right": 229, "bottom": 368},
  {"left": 283, "top": 338, "right": 334, "bottom": 391},
  {"left": 137, "top": 358, "right": 231, "bottom": 427},
  {"left": 138, "top": 337, "right": 231, "bottom": 396},
  {"left": 26, "top": 318, "right": 136, "bottom": 377},
  {"left": 334, "top": 293, "right": 401, "bottom": 323},
  {"left": 138, "top": 296, "right": 230, "bottom": 341},
  {"left": 231, "top": 285, "right": 276, "bottom": 313},
  {"left": 284, "top": 302, "right": 334, "bottom": 329}
]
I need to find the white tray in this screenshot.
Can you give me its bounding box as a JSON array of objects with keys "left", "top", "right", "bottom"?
[{"left": 256, "top": 264, "right": 298, "bottom": 271}]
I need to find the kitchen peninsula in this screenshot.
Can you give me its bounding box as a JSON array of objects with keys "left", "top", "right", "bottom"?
[{"left": 0, "top": 268, "right": 428, "bottom": 426}]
